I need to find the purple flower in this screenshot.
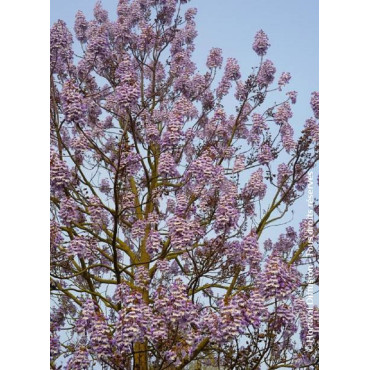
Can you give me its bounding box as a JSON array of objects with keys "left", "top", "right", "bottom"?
[
  {"left": 244, "top": 168, "right": 267, "bottom": 199},
  {"left": 158, "top": 152, "right": 179, "bottom": 177},
  {"left": 59, "top": 197, "right": 84, "bottom": 226},
  {"left": 253, "top": 29, "right": 270, "bottom": 56},
  {"left": 287, "top": 90, "right": 298, "bottom": 104},
  {"left": 278, "top": 72, "right": 291, "bottom": 89},
  {"left": 233, "top": 154, "right": 246, "bottom": 173},
  {"left": 50, "top": 151, "right": 71, "bottom": 195},
  {"left": 274, "top": 102, "right": 293, "bottom": 125},
  {"left": 310, "top": 91, "right": 319, "bottom": 119},
  {"left": 74, "top": 10, "right": 88, "bottom": 42},
  {"left": 94, "top": 1, "right": 109, "bottom": 23},
  {"left": 50, "top": 20, "right": 73, "bottom": 74},
  {"left": 281, "top": 123, "right": 296, "bottom": 153},
  {"left": 61, "top": 80, "right": 87, "bottom": 126},
  {"left": 304, "top": 117, "right": 319, "bottom": 142},
  {"left": 206, "top": 47, "right": 223, "bottom": 69},
  {"left": 146, "top": 230, "right": 161, "bottom": 256},
  {"left": 258, "top": 142, "right": 274, "bottom": 164},
  {"left": 257, "top": 59, "right": 276, "bottom": 86}
]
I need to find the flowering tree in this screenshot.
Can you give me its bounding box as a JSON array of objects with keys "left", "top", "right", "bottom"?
[{"left": 50, "top": 1, "right": 319, "bottom": 369}]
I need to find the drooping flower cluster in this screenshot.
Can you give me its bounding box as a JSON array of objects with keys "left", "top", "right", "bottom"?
[
  {"left": 187, "top": 153, "right": 219, "bottom": 184},
  {"left": 74, "top": 299, "right": 112, "bottom": 359},
  {"left": 146, "top": 230, "right": 161, "bottom": 256},
  {"left": 242, "top": 231, "right": 262, "bottom": 275},
  {"left": 113, "top": 285, "right": 151, "bottom": 351}
]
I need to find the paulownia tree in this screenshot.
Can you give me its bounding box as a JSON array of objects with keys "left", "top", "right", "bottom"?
[{"left": 50, "top": 1, "right": 319, "bottom": 369}]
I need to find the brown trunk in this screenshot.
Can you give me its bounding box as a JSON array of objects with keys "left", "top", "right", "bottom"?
[{"left": 133, "top": 341, "right": 148, "bottom": 370}]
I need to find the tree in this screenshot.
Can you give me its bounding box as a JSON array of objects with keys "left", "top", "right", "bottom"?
[{"left": 50, "top": 1, "right": 319, "bottom": 369}]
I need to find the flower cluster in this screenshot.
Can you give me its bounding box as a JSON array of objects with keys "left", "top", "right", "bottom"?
[
  {"left": 114, "top": 286, "right": 152, "bottom": 351},
  {"left": 168, "top": 216, "right": 198, "bottom": 250},
  {"left": 74, "top": 10, "right": 88, "bottom": 42},
  {"left": 216, "top": 58, "right": 241, "bottom": 98},
  {"left": 94, "top": 1, "right": 109, "bottom": 23},
  {"left": 257, "top": 60, "right": 276, "bottom": 86},
  {"left": 187, "top": 154, "right": 218, "bottom": 183},
  {"left": 206, "top": 47, "right": 223, "bottom": 69},
  {"left": 242, "top": 231, "right": 262, "bottom": 275},
  {"left": 88, "top": 196, "right": 110, "bottom": 233},
  {"left": 260, "top": 253, "right": 300, "bottom": 299},
  {"left": 146, "top": 230, "right": 161, "bottom": 256},
  {"left": 243, "top": 168, "right": 267, "bottom": 199},
  {"left": 273, "top": 227, "right": 297, "bottom": 253},
  {"left": 278, "top": 72, "right": 291, "bottom": 89},
  {"left": 274, "top": 102, "right": 293, "bottom": 125},
  {"left": 248, "top": 113, "right": 268, "bottom": 146},
  {"left": 233, "top": 154, "right": 246, "bottom": 173},
  {"left": 303, "top": 118, "right": 319, "bottom": 143},
  {"left": 214, "top": 182, "right": 239, "bottom": 232},
  {"left": 258, "top": 142, "right": 274, "bottom": 164},
  {"left": 310, "top": 91, "right": 319, "bottom": 119},
  {"left": 59, "top": 197, "right": 84, "bottom": 226},
  {"left": 131, "top": 219, "right": 147, "bottom": 240},
  {"left": 68, "top": 235, "right": 97, "bottom": 259},
  {"left": 50, "top": 151, "right": 71, "bottom": 195},
  {"left": 113, "top": 56, "right": 140, "bottom": 109},
  {"left": 287, "top": 90, "right": 298, "bottom": 104},
  {"left": 158, "top": 151, "right": 179, "bottom": 177},
  {"left": 252, "top": 29, "right": 270, "bottom": 56},
  {"left": 281, "top": 122, "right": 296, "bottom": 153},
  {"left": 61, "top": 80, "right": 87, "bottom": 126},
  {"left": 50, "top": 20, "right": 73, "bottom": 74},
  {"left": 66, "top": 346, "right": 90, "bottom": 370}
]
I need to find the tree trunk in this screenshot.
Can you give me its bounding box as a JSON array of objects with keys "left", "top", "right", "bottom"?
[{"left": 133, "top": 341, "right": 148, "bottom": 370}]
